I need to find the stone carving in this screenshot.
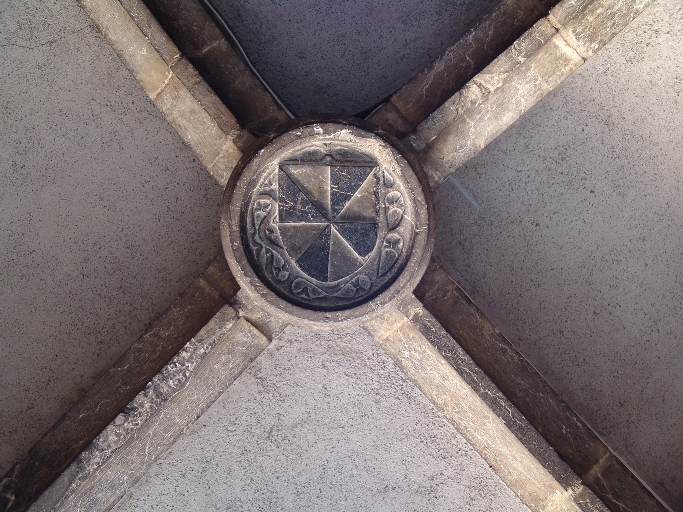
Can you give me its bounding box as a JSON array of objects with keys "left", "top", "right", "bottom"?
[
  {"left": 378, "top": 172, "right": 405, "bottom": 277},
  {"left": 291, "top": 278, "right": 326, "bottom": 299},
  {"left": 251, "top": 196, "right": 290, "bottom": 282},
  {"left": 243, "top": 144, "right": 417, "bottom": 310},
  {"left": 334, "top": 274, "right": 372, "bottom": 298},
  {"left": 385, "top": 190, "right": 404, "bottom": 230},
  {"left": 378, "top": 233, "right": 404, "bottom": 278}
]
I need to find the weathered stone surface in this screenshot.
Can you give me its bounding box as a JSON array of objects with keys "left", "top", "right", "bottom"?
[
  {"left": 51, "top": 317, "right": 268, "bottom": 512},
  {"left": 389, "top": 0, "right": 552, "bottom": 132},
  {"left": 30, "top": 306, "right": 239, "bottom": 511},
  {"left": 231, "top": 129, "right": 258, "bottom": 153},
  {"left": 80, "top": 0, "right": 172, "bottom": 98},
  {"left": 366, "top": 101, "right": 413, "bottom": 139},
  {"left": 365, "top": 308, "right": 581, "bottom": 512},
  {"left": 229, "top": 291, "right": 290, "bottom": 341},
  {"left": 430, "top": 0, "right": 681, "bottom": 507},
  {"left": 207, "top": 140, "right": 244, "bottom": 187},
  {"left": 152, "top": 75, "right": 231, "bottom": 170},
  {"left": 414, "top": 262, "right": 609, "bottom": 477},
  {"left": 406, "top": 18, "right": 558, "bottom": 152},
  {"left": 169, "top": 56, "right": 240, "bottom": 137},
  {"left": 0, "top": 0, "right": 224, "bottom": 503},
  {"left": 82, "top": 0, "right": 243, "bottom": 186},
  {"left": 0, "top": 277, "right": 225, "bottom": 511},
  {"left": 142, "top": 0, "right": 289, "bottom": 135},
  {"left": 118, "top": 0, "right": 181, "bottom": 66},
  {"left": 422, "top": 33, "right": 584, "bottom": 185},
  {"left": 84, "top": 0, "right": 243, "bottom": 187},
  {"left": 144, "top": 0, "right": 222, "bottom": 51},
  {"left": 414, "top": 265, "right": 668, "bottom": 512},
  {"left": 404, "top": 299, "right": 608, "bottom": 512},
  {"left": 414, "top": 263, "right": 667, "bottom": 508},
  {"left": 201, "top": 255, "right": 240, "bottom": 301},
  {"left": 550, "top": 0, "right": 653, "bottom": 59},
  {"left": 413, "top": 261, "right": 665, "bottom": 505},
  {"left": 536, "top": 0, "right": 563, "bottom": 9},
  {"left": 111, "top": 325, "right": 531, "bottom": 512},
  {"left": 409, "top": 0, "right": 656, "bottom": 180}
]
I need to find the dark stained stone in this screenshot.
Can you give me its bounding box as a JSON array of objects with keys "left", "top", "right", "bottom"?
[
  {"left": 328, "top": 226, "right": 364, "bottom": 282},
  {"left": 335, "top": 172, "right": 379, "bottom": 223},
  {"left": 280, "top": 163, "right": 331, "bottom": 219},
  {"left": 330, "top": 165, "right": 373, "bottom": 219},
  {"left": 368, "top": 0, "right": 560, "bottom": 136},
  {"left": 583, "top": 454, "right": 668, "bottom": 512},
  {"left": 333, "top": 223, "right": 378, "bottom": 257},
  {"left": 141, "top": 0, "right": 289, "bottom": 135},
  {"left": 365, "top": 101, "right": 413, "bottom": 138},
  {"left": 278, "top": 223, "right": 328, "bottom": 261},
  {"left": 201, "top": 254, "right": 240, "bottom": 300},
  {"left": 277, "top": 168, "right": 327, "bottom": 223},
  {"left": 296, "top": 225, "right": 331, "bottom": 282}
]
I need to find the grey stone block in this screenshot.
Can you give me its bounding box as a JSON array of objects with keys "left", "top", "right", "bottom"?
[
  {"left": 170, "top": 56, "right": 240, "bottom": 137},
  {"left": 142, "top": 0, "right": 289, "bottom": 135},
  {"left": 118, "top": 0, "right": 181, "bottom": 66},
  {"left": 80, "top": 0, "right": 172, "bottom": 98}
]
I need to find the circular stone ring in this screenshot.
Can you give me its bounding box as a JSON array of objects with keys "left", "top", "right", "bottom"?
[{"left": 221, "top": 118, "right": 433, "bottom": 321}]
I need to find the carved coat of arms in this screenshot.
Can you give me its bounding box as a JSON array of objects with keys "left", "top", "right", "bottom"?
[{"left": 244, "top": 148, "right": 415, "bottom": 310}]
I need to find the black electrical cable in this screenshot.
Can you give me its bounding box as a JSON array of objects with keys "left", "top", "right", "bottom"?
[{"left": 199, "top": 0, "right": 295, "bottom": 119}]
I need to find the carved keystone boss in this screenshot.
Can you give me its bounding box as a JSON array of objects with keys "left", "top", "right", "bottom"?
[{"left": 222, "top": 120, "right": 432, "bottom": 316}]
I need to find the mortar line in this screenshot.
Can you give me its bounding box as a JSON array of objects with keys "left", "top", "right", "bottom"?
[
  {"left": 148, "top": 69, "right": 173, "bottom": 101},
  {"left": 547, "top": 13, "right": 590, "bottom": 60},
  {"left": 79, "top": 0, "right": 243, "bottom": 188}
]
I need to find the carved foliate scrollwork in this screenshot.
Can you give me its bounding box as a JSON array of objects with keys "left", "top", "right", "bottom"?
[
  {"left": 251, "top": 196, "right": 290, "bottom": 282},
  {"left": 292, "top": 278, "right": 326, "bottom": 299},
  {"left": 334, "top": 274, "right": 372, "bottom": 298},
  {"left": 378, "top": 171, "right": 405, "bottom": 278}
]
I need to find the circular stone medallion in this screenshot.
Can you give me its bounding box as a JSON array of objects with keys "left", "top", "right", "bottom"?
[{"left": 222, "top": 119, "right": 432, "bottom": 315}]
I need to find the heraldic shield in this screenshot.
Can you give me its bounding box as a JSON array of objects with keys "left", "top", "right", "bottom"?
[{"left": 244, "top": 145, "right": 416, "bottom": 311}]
